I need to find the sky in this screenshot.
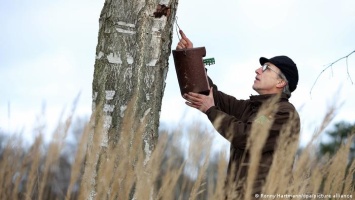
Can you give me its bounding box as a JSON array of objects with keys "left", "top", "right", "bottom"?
[{"left": 1, "top": 0, "right": 355, "bottom": 151}]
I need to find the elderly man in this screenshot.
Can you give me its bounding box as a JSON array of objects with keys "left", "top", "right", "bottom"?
[{"left": 176, "top": 30, "right": 300, "bottom": 197}]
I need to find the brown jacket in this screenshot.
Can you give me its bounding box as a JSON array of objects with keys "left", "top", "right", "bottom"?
[{"left": 205, "top": 77, "right": 300, "bottom": 195}]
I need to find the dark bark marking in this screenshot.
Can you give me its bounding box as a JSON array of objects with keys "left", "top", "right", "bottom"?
[{"left": 153, "top": 4, "right": 170, "bottom": 18}]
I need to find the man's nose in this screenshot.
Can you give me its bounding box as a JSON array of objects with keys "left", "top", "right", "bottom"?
[{"left": 255, "top": 67, "right": 262, "bottom": 74}]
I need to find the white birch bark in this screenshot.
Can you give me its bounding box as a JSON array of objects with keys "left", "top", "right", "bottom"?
[{"left": 80, "top": 0, "right": 178, "bottom": 199}]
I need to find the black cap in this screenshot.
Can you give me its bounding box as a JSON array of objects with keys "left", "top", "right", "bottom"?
[{"left": 259, "top": 56, "right": 299, "bottom": 92}]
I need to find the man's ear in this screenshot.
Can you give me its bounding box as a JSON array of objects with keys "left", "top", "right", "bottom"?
[{"left": 276, "top": 79, "right": 287, "bottom": 89}]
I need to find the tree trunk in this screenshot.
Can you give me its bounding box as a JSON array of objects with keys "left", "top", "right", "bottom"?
[{"left": 80, "top": 0, "right": 178, "bottom": 199}]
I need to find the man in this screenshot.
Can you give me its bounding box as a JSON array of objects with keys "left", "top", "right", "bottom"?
[{"left": 176, "top": 30, "right": 300, "bottom": 197}]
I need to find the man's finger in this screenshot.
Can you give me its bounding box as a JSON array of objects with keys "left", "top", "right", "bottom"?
[
  {"left": 184, "top": 96, "right": 199, "bottom": 104},
  {"left": 179, "top": 30, "right": 187, "bottom": 39},
  {"left": 185, "top": 101, "right": 200, "bottom": 109},
  {"left": 179, "top": 30, "right": 192, "bottom": 45},
  {"left": 181, "top": 39, "right": 187, "bottom": 45},
  {"left": 178, "top": 41, "right": 186, "bottom": 48},
  {"left": 187, "top": 92, "right": 201, "bottom": 98}
]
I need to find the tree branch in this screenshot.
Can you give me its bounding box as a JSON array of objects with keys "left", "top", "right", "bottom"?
[{"left": 310, "top": 50, "right": 355, "bottom": 95}]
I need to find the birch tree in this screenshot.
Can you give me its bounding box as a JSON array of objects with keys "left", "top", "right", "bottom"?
[{"left": 80, "top": 0, "right": 178, "bottom": 199}]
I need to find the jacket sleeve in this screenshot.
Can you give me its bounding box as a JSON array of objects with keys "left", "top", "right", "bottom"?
[
  {"left": 206, "top": 76, "right": 250, "bottom": 149},
  {"left": 208, "top": 76, "right": 246, "bottom": 117},
  {"left": 205, "top": 106, "right": 251, "bottom": 149}
]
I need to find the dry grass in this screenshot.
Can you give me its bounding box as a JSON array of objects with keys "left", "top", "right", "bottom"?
[{"left": 0, "top": 101, "right": 354, "bottom": 200}]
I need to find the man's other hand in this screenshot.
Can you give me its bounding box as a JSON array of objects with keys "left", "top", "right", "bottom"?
[
  {"left": 183, "top": 87, "right": 215, "bottom": 113},
  {"left": 176, "top": 30, "right": 193, "bottom": 49}
]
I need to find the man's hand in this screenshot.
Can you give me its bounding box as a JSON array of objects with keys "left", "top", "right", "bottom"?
[
  {"left": 183, "top": 87, "right": 215, "bottom": 113},
  {"left": 176, "top": 30, "right": 193, "bottom": 49}
]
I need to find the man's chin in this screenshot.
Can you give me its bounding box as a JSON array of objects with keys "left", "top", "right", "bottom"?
[{"left": 252, "top": 86, "right": 261, "bottom": 94}]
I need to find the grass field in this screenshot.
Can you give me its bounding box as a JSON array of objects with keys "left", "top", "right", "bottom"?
[{"left": 0, "top": 103, "right": 354, "bottom": 200}]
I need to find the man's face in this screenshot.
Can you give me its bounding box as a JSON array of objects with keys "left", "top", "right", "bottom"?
[{"left": 252, "top": 62, "right": 283, "bottom": 95}]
